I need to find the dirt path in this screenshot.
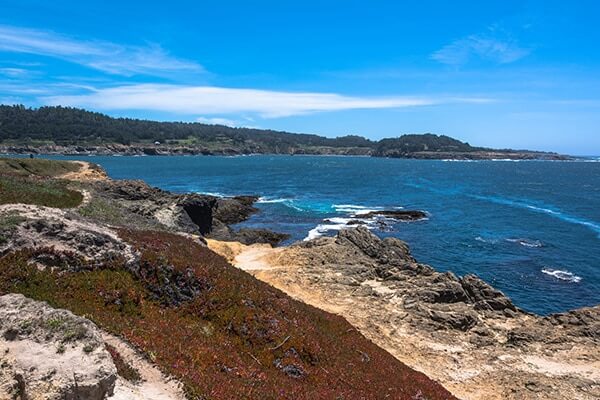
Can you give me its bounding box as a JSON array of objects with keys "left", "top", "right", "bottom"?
[
  {"left": 103, "top": 333, "right": 186, "bottom": 400},
  {"left": 60, "top": 161, "right": 108, "bottom": 181}
]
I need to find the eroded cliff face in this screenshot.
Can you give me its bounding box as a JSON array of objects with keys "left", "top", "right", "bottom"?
[
  {"left": 0, "top": 293, "right": 117, "bottom": 400},
  {"left": 209, "top": 227, "right": 600, "bottom": 400}
]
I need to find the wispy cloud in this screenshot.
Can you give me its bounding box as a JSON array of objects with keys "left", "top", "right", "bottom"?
[
  {"left": 0, "top": 67, "right": 31, "bottom": 78},
  {"left": 432, "top": 27, "right": 529, "bottom": 66},
  {"left": 41, "top": 84, "right": 490, "bottom": 118},
  {"left": 0, "top": 25, "right": 203, "bottom": 76},
  {"left": 196, "top": 117, "right": 244, "bottom": 127}
]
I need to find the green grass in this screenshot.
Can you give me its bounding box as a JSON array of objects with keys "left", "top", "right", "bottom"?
[
  {"left": 0, "top": 212, "right": 26, "bottom": 242},
  {"left": 0, "top": 175, "right": 83, "bottom": 208},
  {"left": 77, "top": 197, "right": 125, "bottom": 223},
  {"left": 0, "top": 157, "right": 81, "bottom": 177}
]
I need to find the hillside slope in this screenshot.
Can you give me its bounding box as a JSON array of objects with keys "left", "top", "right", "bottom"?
[{"left": 0, "top": 157, "right": 456, "bottom": 399}]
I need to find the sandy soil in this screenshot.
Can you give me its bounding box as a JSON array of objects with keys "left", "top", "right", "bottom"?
[{"left": 60, "top": 161, "right": 108, "bottom": 181}]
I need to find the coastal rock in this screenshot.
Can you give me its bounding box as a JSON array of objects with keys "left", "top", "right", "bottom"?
[
  {"left": 90, "top": 180, "right": 286, "bottom": 245},
  {"left": 336, "top": 226, "right": 414, "bottom": 266},
  {"left": 213, "top": 195, "right": 259, "bottom": 225},
  {"left": 232, "top": 228, "right": 291, "bottom": 246},
  {"left": 220, "top": 226, "right": 600, "bottom": 399},
  {"left": 459, "top": 274, "right": 517, "bottom": 312},
  {"left": 0, "top": 204, "right": 137, "bottom": 266},
  {"left": 0, "top": 294, "right": 117, "bottom": 400},
  {"left": 176, "top": 195, "right": 217, "bottom": 235},
  {"left": 429, "top": 309, "right": 478, "bottom": 331},
  {"left": 360, "top": 210, "right": 428, "bottom": 221}
]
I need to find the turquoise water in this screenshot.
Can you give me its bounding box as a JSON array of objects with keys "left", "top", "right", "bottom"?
[{"left": 46, "top": 155, "right": 600, "bottom": 315}]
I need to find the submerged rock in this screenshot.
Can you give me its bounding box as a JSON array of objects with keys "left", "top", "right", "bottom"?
[{"left": 360, "top": 210, "right": 428, "bottom": 221}]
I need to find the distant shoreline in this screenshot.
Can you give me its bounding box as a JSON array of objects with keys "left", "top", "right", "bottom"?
[{"left": 0, "top": 144, "right": 574, "bottom": 161}]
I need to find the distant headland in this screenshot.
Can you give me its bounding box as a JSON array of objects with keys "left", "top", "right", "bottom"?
[{"left": 0, "top": 105, "right": 571, "bottom": 160}]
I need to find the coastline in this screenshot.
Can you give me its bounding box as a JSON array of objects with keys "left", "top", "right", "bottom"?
[
  {"left": 1, "top": 158, "right": 598, "bottom": 399},
  {"left": 0, "top": 144, "right": 573, "bottom": 160},
  {"left": 206, "top": 235, "right": 600, "bottom": 400},
  {"left": 1, "top": 158, "right": 465, "bottom": 399}
]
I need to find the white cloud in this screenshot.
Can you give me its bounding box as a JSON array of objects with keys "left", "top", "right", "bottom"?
[
  {"left": 43, "top": 84, "right": 457, "bottom": 118},
  {"left": 432, "top": 30, "right": 529, "bottom": 66},
  {"left": 196, "top": 117, "right": 242, "bottom": 127},
  {"left": 0, "top": 25, "right": 202, "bottom": 76}
]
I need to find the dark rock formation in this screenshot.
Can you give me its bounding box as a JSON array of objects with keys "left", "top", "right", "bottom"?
[
  {"left": 89, "top": 179, "right": 286, "bottom": 245},
  {"left": 177, "top": 195, "right": 217, "bottom": 235},
  {"left": 360, "top": 210, "right": 428, "bottom": 221}
]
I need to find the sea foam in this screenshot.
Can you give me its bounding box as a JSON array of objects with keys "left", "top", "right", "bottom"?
[{"left": 541, "top": 268, "right": 582, "bottom": 283}]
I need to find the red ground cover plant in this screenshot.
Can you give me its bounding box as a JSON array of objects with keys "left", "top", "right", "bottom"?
[{"left": 0, "top": 231, "right": 457, "bottom": 400}]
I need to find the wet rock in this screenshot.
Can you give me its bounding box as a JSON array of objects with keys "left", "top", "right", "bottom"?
[
  {"left": 177, "top": 195, "right": 217, "bottom": 235},
  {"left": 213, "top": 196, "right": 259, "bottom": 225},
  {"left": 232, "top": 228, "right": 291, "bottom": 246},
  {"left": 360, "top": 210, "right": 428, "bottom": 221}
]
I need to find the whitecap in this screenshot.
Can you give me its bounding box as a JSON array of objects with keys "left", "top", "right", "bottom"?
[
  {"left": 257, "top": 197, "right": 290, "bottom": 204},
  {"left": 303, "top": 223, "right": 345, "bottom": 241},
  {"left": 256, "top": 197, "right": 305, "bottom": 212},
  {"left": 475, "top": 236, "right": 499, "bottom": 244},
  {"left": 541, "top": 268, "right": 582, "bottom": 283},
  {"left": 198, "top": 191, "right": 226, "bottom": 197},
  {"left": 506, "top": 238, "right": 543, "bottom": 248},
  {"left": 304, "top": 220, "right": 376, "bottom": 241},
  {"left": 332, "top": 204, "right": 385, "bottom": 216},
  {"left": 469, "top": 194, "right": 600, "bottom": 239}
]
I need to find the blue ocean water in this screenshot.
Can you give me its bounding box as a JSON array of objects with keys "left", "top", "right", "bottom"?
[{"left": 46, "top": 155, "right": 600, "bottom": 315}]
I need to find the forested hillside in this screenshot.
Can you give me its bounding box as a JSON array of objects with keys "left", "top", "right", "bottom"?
[{"left": 0, "top": 105, "right": 561, "bottom": 158}]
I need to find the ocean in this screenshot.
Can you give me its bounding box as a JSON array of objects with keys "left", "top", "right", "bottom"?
[{"left": 45, "top": 155, "right": 600, "bottom": 315}]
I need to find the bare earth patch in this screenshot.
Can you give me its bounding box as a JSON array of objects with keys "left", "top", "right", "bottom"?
[{"left": 60, "top": 161, "right": 109, "bottom": 181}]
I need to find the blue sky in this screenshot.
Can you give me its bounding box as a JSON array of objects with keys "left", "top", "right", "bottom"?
[{"left": 1, "top": 0, "right": 599, "bottom": 154}]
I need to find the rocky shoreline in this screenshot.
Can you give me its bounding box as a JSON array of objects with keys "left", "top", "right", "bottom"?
[
  {"left": 1, "top": 158, "right": 596, "bottom": 399},
  {"left": 0, "top": 158, "right": 460, "bottom": 399},
  {"left": 0, "top": 144, "right": 573, "bottom": 160},
  {"left": 208, "top": 228, "right": 600, "bottom": 400}
]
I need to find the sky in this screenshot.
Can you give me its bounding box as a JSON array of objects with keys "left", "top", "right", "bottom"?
[{"left": 0, "top": 0, "right": 599, "bottom": 154}]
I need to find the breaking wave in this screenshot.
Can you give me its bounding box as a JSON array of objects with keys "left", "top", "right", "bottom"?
[{"left": 541, "top": 268, "right": 582, "bottom": 283}]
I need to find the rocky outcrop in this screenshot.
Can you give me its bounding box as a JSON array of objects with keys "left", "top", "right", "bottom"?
[
  {"left": 0, "top": 204, "right": 137, "bottom": 266},
  {"left": 88, "top": 179, "right": 288, "bottom": 245},
  {"left": 230, "top": 227, "right": 600, "bottom": 400},
  {"left": 0, "top": 294, "right": 117, "bottom": 400}
]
